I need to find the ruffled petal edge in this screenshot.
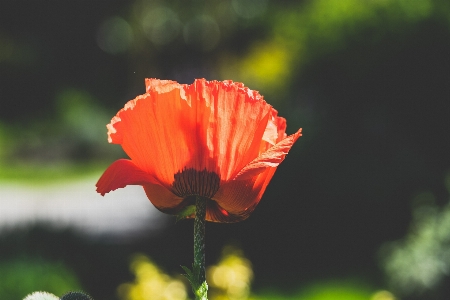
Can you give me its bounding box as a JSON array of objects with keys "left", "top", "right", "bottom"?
[{"left": 233, "top": 128, "right": 302, "bottom": 181}]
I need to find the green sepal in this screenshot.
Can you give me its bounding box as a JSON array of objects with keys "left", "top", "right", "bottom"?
[
  {"left": 176, "top": 205, "right": 196, "bottom": 222},
  {"left": 181, "top": 264, "right": 199, "bottom": 291},
  {"left": 181, "top": 265, "right": 208, "bottom": 299},
  {"left": 181, "top": 265, "right": 194, "bottom": 281}
]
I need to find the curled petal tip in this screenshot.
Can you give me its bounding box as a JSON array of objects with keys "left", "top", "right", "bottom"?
[
  {"left": 233, "top": 128, "right": 302, "bottom": 181},
  {"left": 96, "top": 159, "right": 158, "bottom": 196}
]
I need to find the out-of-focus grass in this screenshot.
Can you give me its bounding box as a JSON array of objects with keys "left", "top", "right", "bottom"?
[
  {"left": 0, "top": 162, "right": 109, "bottom": 185},
  {"left": 0, "top": 87, "right": 119, "bottom": 186},
  {"left": 255, "top": 280, "right": 374, "bottom": 300}
]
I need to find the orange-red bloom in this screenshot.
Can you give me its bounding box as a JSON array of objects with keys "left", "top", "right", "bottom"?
[{"left": 96, "top": 79, "right": 302, "bottom": 222}]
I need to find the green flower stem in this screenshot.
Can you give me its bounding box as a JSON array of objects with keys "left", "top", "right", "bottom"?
[
  {"left": 181, "top": 196, "right": 208, "bottom": 299},
  {"left": 194, "top": 195, "right": 208, "bottom": 299},
  {"left": 194, "top": 195, "right": 207, "bottom": 284}
]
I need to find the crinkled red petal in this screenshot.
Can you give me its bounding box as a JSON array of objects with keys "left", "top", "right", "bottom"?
[
  {"left": 210, "top": 167, "right": 277, "bottom": 222},
  {"left": 99, "top": 79, "right": 303, "bottom": 223},
  {"left": 96, "top": 159, "right": 160, "bottom": 195},
  {"left": 234, "top": 128, "right": 302, "bottom": 180},
  {"left": 106, "top": 79, "right": 276, "bottom": 187}
]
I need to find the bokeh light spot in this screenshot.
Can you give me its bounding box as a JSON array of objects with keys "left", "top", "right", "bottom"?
[
  {"left": 0, "top": 35, "right": 14, "bottom": 63},
  {"left": 370, "top": 290, "right": 397, "bottom": 300},
  {"left": 231, "top": 0, "right": 268, "bottom": 19},
  {"left": 183, "top": 15, "right": 220, "bottom": 52},
  {"left": 97, "top": 16, "right": 133, "bottom": 54},
  {"left": 142, "top": 6, "right": 181, "bottom": 46}
]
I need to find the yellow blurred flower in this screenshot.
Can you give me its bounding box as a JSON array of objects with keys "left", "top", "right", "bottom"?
[
  {"left": 207, "top": 245, "right": 254, "bottom": 300},
  {"left": 117, "top": 254, "right": 188, "bottom": 300}
]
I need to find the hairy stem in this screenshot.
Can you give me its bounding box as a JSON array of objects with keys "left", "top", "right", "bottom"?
[{"left": 194, "top": 195, "right": 207, "bottom": 284}]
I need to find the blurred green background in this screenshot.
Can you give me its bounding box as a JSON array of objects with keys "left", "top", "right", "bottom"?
[{"left": 1, "top": 0, "right": 450, "bottom": 299}]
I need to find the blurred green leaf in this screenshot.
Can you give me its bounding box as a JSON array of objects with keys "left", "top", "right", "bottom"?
[{"left": 0, "top": 257, "right": 82, "bottom": 300}]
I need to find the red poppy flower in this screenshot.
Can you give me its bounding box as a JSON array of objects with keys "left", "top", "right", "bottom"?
[{"left": 96, "top": 79, "right": 302, "bottom": 222}]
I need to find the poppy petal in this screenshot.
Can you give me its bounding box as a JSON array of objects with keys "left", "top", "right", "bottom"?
[
  {"left": 210, "top": 167, "right": 277, "bottom": 222},
  {"left": 98, "top": 78, "right": 302, "bottom": 223},
  {"left": 96, "top": 159, "right": 159, "bottom": 196},
  {"left": 262, "top": 111, "right": 285, "bottom": 146},
  {"left": 233, "top": 128, "right": 302, "bottom": 181},
  {"left": 142, "top": 183, "right": 184, "bottom": 213},
  {"left": 106, "top": 79, "right": 277, "bottom": 186},
  {"left": 107, "top": 85, "right": 202, "bottom": 186},
  {"left": 183, "top": 79, "right": 275, "bottom": 181},
  {"left": 205, "top": 200, "right": 246, "bottom": 223}
]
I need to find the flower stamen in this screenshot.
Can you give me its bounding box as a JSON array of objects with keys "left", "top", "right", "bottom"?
[{"left": 172, "top": 168, "right": 220, "bottom": 199}]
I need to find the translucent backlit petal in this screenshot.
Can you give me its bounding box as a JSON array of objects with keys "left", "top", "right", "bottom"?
[
  {"left": 98, "top": 78, "right": 302, "bottom": 222},
  {"left": 106, "top": 79, "right": 276, "bottom": 185},
  {"left": 96, "top": 159, "right": 161, "bottom": 195},
  {"left": 210, "top": 167, "right": 277, "bottom": 222},
  {"left": 142, "top": 183, "right": 184, "bottom": 213},
  {"left": 234, "top": 128, "right": 302, "bottom": 181},
  {"left": 107, "top": 89, "right": 195, "bottom": 186},
  {"left": 183, "top": 79, "right": 274, "bottom": 180}
]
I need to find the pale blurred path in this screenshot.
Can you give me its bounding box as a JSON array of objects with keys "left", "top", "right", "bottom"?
[{"left": 0, "top": 176, "right": 168, "bottom": 239}]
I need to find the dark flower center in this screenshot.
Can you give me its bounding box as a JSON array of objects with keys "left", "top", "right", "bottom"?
[{"left": 172, "top": 168, "right": 220, "bottom": 199}]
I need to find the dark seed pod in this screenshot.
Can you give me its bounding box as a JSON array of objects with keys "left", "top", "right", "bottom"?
[{"left": 60, "top": 291, "right": 93, "bottom": 300}]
